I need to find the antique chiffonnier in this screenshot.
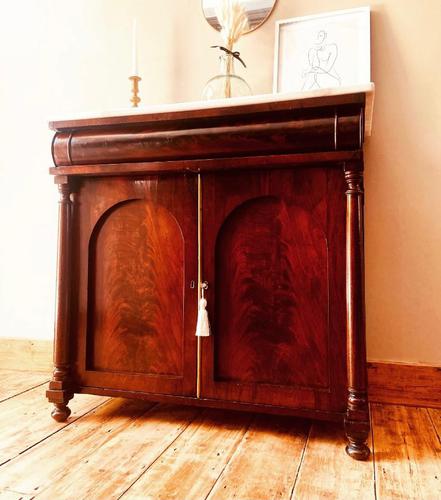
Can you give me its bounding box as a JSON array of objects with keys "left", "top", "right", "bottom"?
[{"left": 48, "top": 84, "right": 374, "bottom": 460}]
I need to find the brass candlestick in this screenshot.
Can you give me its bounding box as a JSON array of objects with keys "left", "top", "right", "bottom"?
[{"left": 129, "top": 75, "right": 141, "bottom": 107}]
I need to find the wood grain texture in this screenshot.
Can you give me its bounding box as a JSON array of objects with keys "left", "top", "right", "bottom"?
[
  {"left": 368, "top": 362, "right": 441, "bottom": 408},
  {"left": 0, "top": 399, "right": 154, "bottom": 497},
  {"left": 201, "top": 167, "right": 347, "bottom": 412},
  {"left": 49, "top": 151, "right": 362, "bottom": 178},
  {"left": 214, "top": 195, "right": 328, "bottom": 387},
  {"left": 0, "top": 370, "right": 49, "bottom": 402},
  {"left": 3, "top": 370, "right": 441, "bottom": 499},
  {"left": 77, "top": 385, "right": 345, "bottom": 422},
  {"left": 0, "top": 339, "right": 52, "bottom": 373},
  {"left": 27, "top": 405, "right": 200, "bottom": 500},
  {"left": 207, "top": 414, "right": 309, "bottom": 500},
  {"left": 46, "top": 178, "right": 74, "bottom": 422},
  {"left": 428, "top": 408, "right": 441, "bottom": 437},
  {"left": 73, "top": 175, "right": 198, "bottom": 396},
  {"left": 50, "top": 95, "right": 365, "bottom": 167},
  {"left": 372, "top": 404, "right": 441, "bottom": 499},
  {"left": 54, "top": 118, "right": 340, "bottom": 166},
  {"left": 344, "top": 163, "right": 370, "bottom": 460},
  {"left": 293, "top": 422, "right": 374, "bottom": 499},
  {"left": 122, "top": 410, "right": 252, "bottom": 500},
  {"left": 0, "top": 385, "right": 107, "bottom": 465},
  {"left": 88, "top": 199, "right": 184, "bottom": 376}
]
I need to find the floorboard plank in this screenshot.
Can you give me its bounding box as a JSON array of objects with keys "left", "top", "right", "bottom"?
[
  {"left": 34, "top": 404, "right": 200, "bottom": 500},
  {"left": 0, "top": 370, "right": 49, "bottom": 402},
  {"left": 121, "top": 409, "right": 253, "bottom": 500},
  {"left": 0, "top": 384, "right": 107, "bottom": 465},
  {"left": 372, "top": 404, "right": 441, "bottom": 499},
  {"left": 428, "top": 408, "right": 441, "bottom": 440},
  {"left": 0, "top": 399, "right": 153, "bottom": 497},
  {"left": 0, "top": 401, "right": 199, "bottom": 500},
  {"left": 292, "top": 422, "right": 375, "bottom": 499},
  {"left": 206, "top": 414, "right": 309, "bottom": 500},
  {"left": 2, "top": 372, "right": 441, "bottom": 500}
]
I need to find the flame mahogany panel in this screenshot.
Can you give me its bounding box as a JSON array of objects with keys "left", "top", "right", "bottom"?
[
  {"left": 87, "top": 199, "right": 184, "bottom": 376},
  {"left": 201, "top": 167, "right": 347, "bottom": 411},
  {"left": 214, "top": 195, "right": 329, "bottom": 387},
  {"left": 71, "top": 175, "right": 198, "bottom": 396}
]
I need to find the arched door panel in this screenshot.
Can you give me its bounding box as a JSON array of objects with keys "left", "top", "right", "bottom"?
[
  {"left": 72, "top": 175, "right": 197, "bottom": 396},
  {"left": 201, "top": 168, "right": 347, "bottom": 412},
  {"left": 87, "top": 199, "right": 184, "bottom": 376},
  {"left": 214, "top": 195, "right": 329, "bottom": 388}
]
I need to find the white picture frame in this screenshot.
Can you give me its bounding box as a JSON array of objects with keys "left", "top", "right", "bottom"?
[{"left": 273, "top": 7, "right": 371, "bottom": 93}]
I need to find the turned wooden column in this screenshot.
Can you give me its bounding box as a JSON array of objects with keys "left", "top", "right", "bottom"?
[
  {"left": 344, "top": 161, "right": 370, "bottom": 460},
  {"left": 46, "top": 176, "right": 74, "bottom": 422}
]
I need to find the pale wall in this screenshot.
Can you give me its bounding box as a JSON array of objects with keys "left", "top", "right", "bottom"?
[{"left": 0, "top": 0, "right": 440, "bottom": 364}]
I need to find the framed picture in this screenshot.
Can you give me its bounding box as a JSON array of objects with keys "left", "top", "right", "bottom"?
[{"left": 273, "top": 7, "right": 371, "bottom": 93}]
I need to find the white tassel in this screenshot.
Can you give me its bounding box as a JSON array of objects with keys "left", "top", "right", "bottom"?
[{"left": 195, "top": 297, "right": 211, "bottom": 337}]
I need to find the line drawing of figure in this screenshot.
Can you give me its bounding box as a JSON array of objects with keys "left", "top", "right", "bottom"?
[{"left": 301, "top": 30, "right": 341, "bottom": 90}]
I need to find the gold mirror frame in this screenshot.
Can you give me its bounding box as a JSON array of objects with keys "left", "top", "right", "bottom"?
[{"left": 201, "top": 0, "right": 278, "bottom": 35}]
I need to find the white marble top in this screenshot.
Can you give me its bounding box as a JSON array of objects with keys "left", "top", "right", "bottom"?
[{"left": 51, "top": 83, "right": 375, "bottom": 136}]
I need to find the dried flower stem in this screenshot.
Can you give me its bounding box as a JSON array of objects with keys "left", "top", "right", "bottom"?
[{"left": 215, "top": 0, "right": 249, "bottom": 97}]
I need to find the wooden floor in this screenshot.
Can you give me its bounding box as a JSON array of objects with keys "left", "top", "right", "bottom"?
[{"left": 0, "top": 370, "right": 440, "bottom": 499}]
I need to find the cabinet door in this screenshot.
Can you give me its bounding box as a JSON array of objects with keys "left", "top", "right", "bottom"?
[
  {"left": 72, "top": 174, "right": 197, "bottom": 396},
  {"left": 200, "top": 168, "right": 346, "bottom": 412}
]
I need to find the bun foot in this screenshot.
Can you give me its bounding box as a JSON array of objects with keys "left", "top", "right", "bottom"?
[
  {"left": 51, "top": 403, "right": 71, "bottom": 422},
  {"left": 345, "top": 441, "right": 370, "bottom": 461},
  {"left": 345, "top": 388, "right": 370, "bottom": 461}
]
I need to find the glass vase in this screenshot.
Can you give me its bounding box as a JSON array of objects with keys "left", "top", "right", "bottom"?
[{"left": 202, "top": 53, "right": 251, "bottom": 100}]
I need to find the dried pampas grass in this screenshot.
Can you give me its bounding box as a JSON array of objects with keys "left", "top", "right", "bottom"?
[
  {"left": 215, "top": 0, "right": 249, "bottom": 51},
  {"left": 214, "top": 0, "right": 249, "bottom": 97}
]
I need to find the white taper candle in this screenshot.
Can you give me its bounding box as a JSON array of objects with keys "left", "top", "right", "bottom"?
[{"left": 132, "top": 18, "right": 138, "bottom": 75}]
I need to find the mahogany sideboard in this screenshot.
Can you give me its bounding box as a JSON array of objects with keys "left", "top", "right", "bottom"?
[{"left": 47, "top": 86, "right": 374, "bottom": 460}]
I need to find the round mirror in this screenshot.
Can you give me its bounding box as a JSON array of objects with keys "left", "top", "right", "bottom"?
[{"left": 202, "top": 0, "right": 278, "bottom": 34}]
